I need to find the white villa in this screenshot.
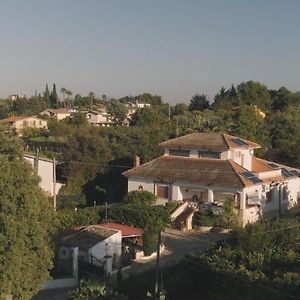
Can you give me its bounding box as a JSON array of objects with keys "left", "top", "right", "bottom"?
[
  {"left": 123, "top": 133, "right": 300, "bottom": 225},
  {"left": 41, "top": 108, "right": 73, "bottom": 121}
]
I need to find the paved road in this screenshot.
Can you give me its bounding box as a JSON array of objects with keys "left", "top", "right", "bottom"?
[
  {"left": 32, "top": 288, "right": 72, "bottom": 300},
  {"left": 129, "top": 228, "right": 229, "bottom": 273}
]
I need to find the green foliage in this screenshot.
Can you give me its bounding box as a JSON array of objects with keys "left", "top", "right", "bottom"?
[
  {"left": 68, "top": 278, "right": 127, "bottom": 300},
  {"left": 143, "top": 230, "right": 157, "bottom": 256},
  {"left": 189, "top": 94, "right": 210, "bottom": 111},
  {"left": 107, "top": 101, "right": 128, "bottom": 125},
  {"left": 216, "top": 196, "right": 238, "bottom": 228},
  {"left": 0, "top": 129, "right": 54, "bottom": 299},
  {"left": 124, "top": 190, "right": 157, "bottom": 206},
  {"left": 193, "top": 210, "right": 216, "bottom": 227},
  {"left": 237, "top": 80, "right": 272, "bottom": 111}
]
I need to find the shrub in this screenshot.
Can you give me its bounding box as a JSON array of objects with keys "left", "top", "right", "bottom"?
[
  {"left": 124, "top": 190, "right": 157, "bottom": 206},
  {"left": 193, "top": 210, "right": 216, "bottom": 227}
]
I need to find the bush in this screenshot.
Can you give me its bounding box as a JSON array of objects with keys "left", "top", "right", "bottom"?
[
  {"left": 124, "top": 190, "right": 157, "bottom": 206},
  {"left": 143, "top": 230, "right": 158, "bottom": 256},
  {"left": 193, "top": 210, "right": 216, "bottom": 227},
  {"left": 165, "top": 201, "right": 178, "bottom": 214}
]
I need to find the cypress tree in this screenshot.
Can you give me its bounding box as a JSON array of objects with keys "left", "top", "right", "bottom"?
[
  {"left": 43, "top": 84, "right": 50, "bottom": 107},
  {"left": 50, "top": 83, "right": 58, "bottom": 107}
]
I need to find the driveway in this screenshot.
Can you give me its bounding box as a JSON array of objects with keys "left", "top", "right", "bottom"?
[{"left": 129, "top": 227, "right": 229, "bottom": 273}]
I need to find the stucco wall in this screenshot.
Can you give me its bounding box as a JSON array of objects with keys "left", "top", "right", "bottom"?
[
  {"left": 24, "top": 156, "right": 63, "bottom": 197},
  {"left": 89, "top": 231, "right": 122, "bottom": 265}
]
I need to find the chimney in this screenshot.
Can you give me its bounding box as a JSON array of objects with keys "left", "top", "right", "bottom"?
[{"left": 133, "top": 154, "right": 140, "bottom": 167}]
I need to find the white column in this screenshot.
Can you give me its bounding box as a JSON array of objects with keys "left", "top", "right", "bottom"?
[
  {"left": 208, "top": 189, "right": 214, "bottom": 203},
  {"left": 240, "top": 192, "right": 246, "bottom": 210}
]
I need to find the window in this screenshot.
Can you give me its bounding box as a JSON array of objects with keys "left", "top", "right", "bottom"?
[
  {"left": 198, "top": 151, "right": 220, "bottom": 159},
  {"left": 169, "top": 149, "right": 190, "bottom": 157},
  {"left": 235, "top": 193, "right": 241, "bottom": 208}
]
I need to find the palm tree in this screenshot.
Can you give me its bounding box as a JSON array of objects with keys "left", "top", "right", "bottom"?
[
  {"left": 66, "top": 90, "right": 73, "bottom": 108},
  {"left": 61, "top": 87, "right": 67, "bottom": 102},
  {"left": 88, "top": 91, "right": 95, "bottom": 111}
]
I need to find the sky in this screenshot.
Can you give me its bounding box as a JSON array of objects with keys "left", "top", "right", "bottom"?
[{"left": 1, "top": 0, "right": 300, "bottom": 103}]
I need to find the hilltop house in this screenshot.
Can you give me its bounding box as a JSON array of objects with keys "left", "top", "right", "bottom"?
[
  {"left": 0, "top": 116, "right": 47, "bottom": 134},
  {"left": 123, "top": 133, "right": 300, "bottom": 225},
  {"left": 41, "top": 108, "right": 72, "bottom": 120}
]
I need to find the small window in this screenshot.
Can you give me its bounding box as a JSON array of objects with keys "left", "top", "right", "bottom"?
[
  {"left": 169, "top": 149, "right": 190, "bottom": 157},
  {"left": 198, "top": 151, "right": 220, "bottom": 159},
  {"left": 235, "top": 193, "right": 241, "bottom": 208}
]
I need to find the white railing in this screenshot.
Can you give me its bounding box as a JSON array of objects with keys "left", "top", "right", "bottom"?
[{"left": 170, "top": 201, "right": 189, "bottom": 221}]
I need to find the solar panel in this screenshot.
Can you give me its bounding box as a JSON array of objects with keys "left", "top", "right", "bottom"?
[
  {"left": 232, "top": 138, "right": 248, "bottom": 146},
  {"left": 248, "top": 177, "right": 263, "bottom": 184},
  {"left": 290, "top": 170, "right": 300, "bottom": 176},
  {"left": 241, "top": 171, "right": 255, "bottom": 178},
  {"left": 240, "top": 172, "right": 263, "bottom": 184},
  {"left": 281, "top": 168, "right": 294, "bottom": 178},
  {"left": 267, "top": 163, "right": 279, "bottom": 169}
]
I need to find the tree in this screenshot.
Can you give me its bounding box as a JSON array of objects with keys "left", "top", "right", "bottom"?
[
  {"left": 189, "top": 94, "right": 210, "bottom": 111},
  {"left": 50, "top": 83, "right": 58, "bottom": 107},
  {"left": 107, "top": 101, "right": 128, "bottom": 125},
  {"left": 173, "top": 103, "right": 188, "bottom": 116},
  {"left": 237, "top": 81, "right": 271, "bottom": 111},
  {"left": 0, "top": 130, "right": 54, "bottom": 299},
  {"left": 61, "top": 87, "right": 67, "bottom": 103},
  {"left": 89, "top": 91, "right": 95, "bottom": 111},
  {"left": 43, "top": 84, "right": 50, "bottom": 107}
]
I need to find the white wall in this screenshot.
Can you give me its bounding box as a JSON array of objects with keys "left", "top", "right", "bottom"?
[
  {"left": 128, "top": 178, "right": 155, "bottom": 194},
  {"left": 90, "top": 231, "right": 122, "bottom": 265},
  {"left": 242, "top": 177, "right": 300, "bottom": 224},
  {"left": 24, "top": 155, "right": 63, "bottom": 197}
]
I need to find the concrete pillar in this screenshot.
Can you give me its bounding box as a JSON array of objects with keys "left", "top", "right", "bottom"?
[
  {"left": 240, "top": 192, "right": 246, "bottom": 209},
  {"left": 104, "top": 255, "right": 112, "bottom": 276},
  {"left": 72, "top": 247, "right": 79, "bottom": 282},
  {"left": 208, "top": 189, "right": 214, "bottom": 203}
]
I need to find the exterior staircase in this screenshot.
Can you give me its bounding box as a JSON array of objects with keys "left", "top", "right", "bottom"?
[{"left": 170, "top": 201, "right": 197, "bottom": 230}]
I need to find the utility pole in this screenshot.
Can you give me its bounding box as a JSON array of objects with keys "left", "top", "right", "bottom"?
[
  {"left": 105, "top": 202, "right": 108, "bottom": 224},
  {"left": 154, "top": 230, "right": 162, "bottom": 300},
  {"left": 176, "top": 116, "right": 179, "bottom": 138},
  {"left": 53, "top": 157, "right": 56, "bottom": 211}
]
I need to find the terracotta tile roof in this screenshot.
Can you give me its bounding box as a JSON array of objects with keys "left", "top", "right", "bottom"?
[
  {"left": 251, "top": 157, "right": 273, "bottom": 172},
  {"left": 0, "top": 115, "right": 28, "bottom": 124},
  {"left": 45, "top": 108, "right": 72, "bottom": 114},
  {"left": 61, "top": 225, "right": 119, "bottom": 251},
  {"left": 123, "top": 156, "right": 252, "bottom": 189},
  {"left": 252, "top": 157, "right": 300, "bottom": 173},
  {"left": 159, "top": 132, "right": 260, "bottom": 151},
  {"left": 96, "top": 223, "right": 144, "bottom": 237}
]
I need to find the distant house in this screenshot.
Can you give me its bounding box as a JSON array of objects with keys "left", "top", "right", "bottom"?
[
  {"left": 59, "top": 225, "right": 122, "bottom": 274},
  {"left": 24, "top": 154, "right": 63, "bottom": 197},
  {"left": 86, "top": 109, "right": 113, "bottom": 127},
  {"left": 0, "top": 116, "right": 47, "bottom": 134},
  {"left": 41, "top": 108, "right": 72, "bottom": 120},
  {"left": 123, "top": 132, "right": 300, "bottom": 225}
]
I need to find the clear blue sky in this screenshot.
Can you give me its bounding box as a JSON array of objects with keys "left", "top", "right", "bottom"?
[{"left": 1, "top": 0, "right": 300, "bottom": 103}]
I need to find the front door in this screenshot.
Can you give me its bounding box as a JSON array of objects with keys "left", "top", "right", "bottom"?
[{"left": 156, "top": 185, "right": 169, "bottom": 199}]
